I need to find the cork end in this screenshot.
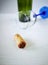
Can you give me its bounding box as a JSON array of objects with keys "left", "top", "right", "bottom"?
[{"left": 18, "top": 41, "right": 26, "bottom": 48}]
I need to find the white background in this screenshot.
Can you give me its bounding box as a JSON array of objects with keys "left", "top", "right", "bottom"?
[
  {"left": 0, "top": 0, "right": 48, "bottom": 65},
  {"left": 0, "top": 0, "right": 48, "bottom": 13}
]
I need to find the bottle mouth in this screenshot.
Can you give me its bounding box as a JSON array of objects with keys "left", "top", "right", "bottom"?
[
  {"left": 19, "top": 14, "right": 30, "bottom": 22},
  {"left": 18, "top": 10, "right": 31, "bottom": 22}
]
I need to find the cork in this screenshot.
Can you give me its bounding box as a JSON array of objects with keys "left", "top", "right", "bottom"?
[{"left": 14, "top": 34, "right": 26, "bottom": 48}]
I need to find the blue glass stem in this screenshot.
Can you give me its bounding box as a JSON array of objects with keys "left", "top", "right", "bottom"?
[{"left": 33, "top": 11, "right": 46, "bottom": 18}]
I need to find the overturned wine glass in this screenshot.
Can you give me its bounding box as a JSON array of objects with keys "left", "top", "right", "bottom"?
[{"left": 18, "top": 6, "right": 48, "bottom": 29}]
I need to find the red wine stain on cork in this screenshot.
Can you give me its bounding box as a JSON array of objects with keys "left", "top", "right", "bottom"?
[{"left": 18, "top": 41, "right": 26, "bottom": 48}]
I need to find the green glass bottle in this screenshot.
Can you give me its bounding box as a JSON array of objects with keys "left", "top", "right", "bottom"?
[{"left": 17, "top": 0, "right": 32, "bottom": 22}]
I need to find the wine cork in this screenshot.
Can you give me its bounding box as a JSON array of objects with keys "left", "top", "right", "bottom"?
[{"left": 14, "top": 34, "right": 26, "bottom": 48}]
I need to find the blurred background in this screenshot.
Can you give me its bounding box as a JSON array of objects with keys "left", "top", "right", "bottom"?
[{"left": 0, "top": 0, "right": 48, "bottom": 13}]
